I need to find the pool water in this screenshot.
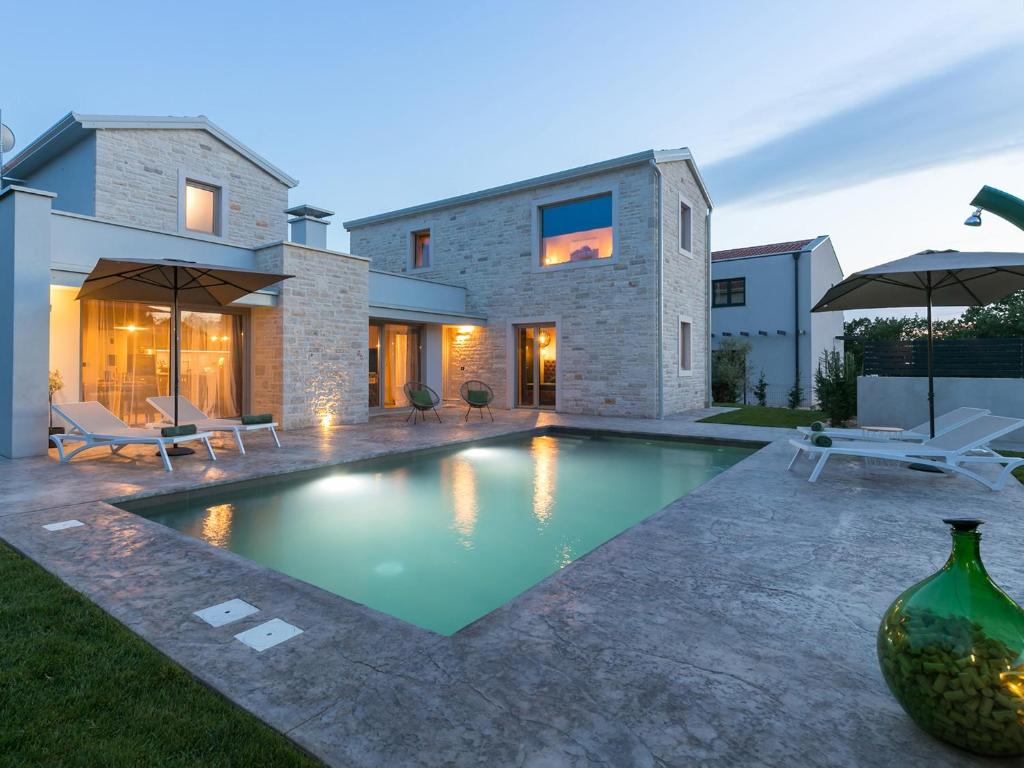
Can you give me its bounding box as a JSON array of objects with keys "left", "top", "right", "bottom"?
[{"left": 129, "top": 431, "right": 754, "bottom": 635}]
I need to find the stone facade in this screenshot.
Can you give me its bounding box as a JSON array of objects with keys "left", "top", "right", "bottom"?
[
  {"left": 93, "top": 129, "right": 289, "bottom": 248},
  {"left": 348, "top": 158, "right": 709, "bottom": 418},
  {"left": 252, "top": 243, "right": 369, "bottom": 428}
]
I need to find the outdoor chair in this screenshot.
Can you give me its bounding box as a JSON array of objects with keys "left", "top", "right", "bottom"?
[
  {"left": 788, "top": 414, "right": 1024, "bottom": 491},
  {"left": 404, "top": 382, "right": 442, "bottom": 424},
  {"left": 795, "top": 407, "right": 989, "bottom": 443},
  {"left": 49, "top": 401, "right": 216, "bottom": 472},
  {"left": 147, "top": 396, "right": 281, "bottom": 455},
  {"left": 459, "top": 380, "right": 494, "bottom": 421}
]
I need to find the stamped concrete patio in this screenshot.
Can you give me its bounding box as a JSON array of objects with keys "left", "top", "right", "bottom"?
[{"left": 2, "top": 407, "right": 1021, "bottom": 767}]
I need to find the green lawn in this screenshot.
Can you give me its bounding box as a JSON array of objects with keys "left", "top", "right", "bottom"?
[
  {"left": 1000, "top": 451, "right": 1024, "bottom": 485},
  {"left": 0, "top": 541, "right": 322, "bottom": 768},
  {"left": 700, "top": 404, "right": 829, "bottom": 429}
]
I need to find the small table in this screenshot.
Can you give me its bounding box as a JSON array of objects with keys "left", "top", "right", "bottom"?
[{"left": 860, "top": 426, "right": 904, "bottom": 467}]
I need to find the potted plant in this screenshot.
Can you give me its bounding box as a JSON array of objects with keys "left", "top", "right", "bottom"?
[{"left": 48, "top": 369, "right": 64, "bottom": 448}]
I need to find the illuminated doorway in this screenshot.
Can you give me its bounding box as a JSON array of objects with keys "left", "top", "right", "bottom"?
[{"left": 516, "top": 324, "right": 556, "bottom": 409}]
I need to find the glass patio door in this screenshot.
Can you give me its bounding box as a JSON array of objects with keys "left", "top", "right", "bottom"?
[
  {"left": 516, "top": 324, "right": 556, "bottom": 409},
  {"left": 369, "top": 322, "right": 422, "bottom": 409}
]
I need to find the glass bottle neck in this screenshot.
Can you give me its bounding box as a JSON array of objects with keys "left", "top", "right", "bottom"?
[{"left": 947, "top": 531, "right": 986, "bottom": 575}]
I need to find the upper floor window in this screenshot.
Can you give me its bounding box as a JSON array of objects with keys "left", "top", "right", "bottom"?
[
  {"left": 713, "top": 277, "right": 746, "bottom": 307},
  {"left": 679, "top": 198, "right": 692, "bottom": 254},
  {"left": 185, "top": 180, "right": 220, "bottom": 235},
  {"left": 412, "top": 229, "right": 431, "bottom": 269},
  {"left": 540, "top": 193, "right": 613, "bottom": 267}
]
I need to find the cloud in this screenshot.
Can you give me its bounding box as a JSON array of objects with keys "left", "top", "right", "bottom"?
[{"left": 704, "top": 43, "right": 1024, "bottom": 207}]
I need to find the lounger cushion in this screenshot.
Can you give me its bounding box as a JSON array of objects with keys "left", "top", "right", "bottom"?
[
  {"left": 466, "top": 391, "right": 489, "bottom": 406},
  {"left": 241, "top": 413, "right": 273, "bottom": 425},
  {"left": 161, "top": 424, "right": 198, "bottom": 438}
]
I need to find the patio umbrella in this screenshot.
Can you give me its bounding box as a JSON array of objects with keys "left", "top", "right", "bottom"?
[
  {"left": 77, "top": 258, "right": 292, "bottom": 450},
  {"left": 811, "top": 250, "right": 1024, "bottom": 438}
]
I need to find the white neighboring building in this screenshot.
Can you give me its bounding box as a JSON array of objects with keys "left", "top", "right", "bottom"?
[{"left": 710, "top": 236, "right": 845, "bottom": 406}]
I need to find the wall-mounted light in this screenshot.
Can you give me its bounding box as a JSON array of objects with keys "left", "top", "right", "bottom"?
[
  {"left": 455, "top": 325, "right": 475, "bottom": 342},
  {"left": 320, "top": 413, "right": 334, "bottom": 428}
]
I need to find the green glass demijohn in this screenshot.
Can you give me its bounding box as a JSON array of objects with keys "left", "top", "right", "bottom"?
[{"left": 878, "top": 519, "right": 1024, "bottom": 756}]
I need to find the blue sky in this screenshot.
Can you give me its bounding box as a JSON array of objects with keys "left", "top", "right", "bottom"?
[{"left": 6, "top": 0, "right": 1024, "bottom": 305}]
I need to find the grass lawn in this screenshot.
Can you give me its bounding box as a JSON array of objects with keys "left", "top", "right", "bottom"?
[
  {"left": 1000, "top": 451, "right": 1024, "bottom": 485},
  {"left": 700, "top": 404, "right": 829, "bottom": 429},
  {"left": 0, "top": 541, "right": 322, "bottom": 768}
]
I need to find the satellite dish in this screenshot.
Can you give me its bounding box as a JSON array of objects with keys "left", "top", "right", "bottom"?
[{"left": 1, "top": 124, "right": 14, "bottom": 154}]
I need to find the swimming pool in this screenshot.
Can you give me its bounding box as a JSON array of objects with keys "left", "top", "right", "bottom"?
[{"left": 125, "top": 430, "right": 755, "bottom": 635}]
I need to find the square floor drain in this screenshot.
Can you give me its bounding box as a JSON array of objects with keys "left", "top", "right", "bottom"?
[
  {"left": 194, "top": 599, "right": 259, "bottom": 627},
  {"left": 42, "top": 520, "right": 85, "bottom": 531},
  {"left": 234, "top": 619, "right": 303, "bottom": 652}
]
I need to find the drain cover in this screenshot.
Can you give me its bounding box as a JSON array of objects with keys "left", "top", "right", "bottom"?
[
  {"left": 194, "top": 598, "right": 259, "bottom": 627},
  {"left": 42, "top": 520, "right": 84, "bottom": 531},
  {"left": 234, "top": 619, "right": 303, "bottom": 652}
]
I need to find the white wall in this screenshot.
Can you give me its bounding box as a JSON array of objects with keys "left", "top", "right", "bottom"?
[
  {"left": 48, "top": 286, "right": 80, "bottom": 415},
  {"left": 858, "top": 376, "right": 1024, "bottom": 449}
]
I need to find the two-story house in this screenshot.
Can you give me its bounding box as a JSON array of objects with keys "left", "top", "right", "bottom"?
[
  {"left": 710, "top": 236, "right": 845, "bottom": 406},
  {"left": 0, "top": 112, "right": 713, "bottom": 459},
  {"left": 345, "top": 150, "right": 713, "bottom": 418}
]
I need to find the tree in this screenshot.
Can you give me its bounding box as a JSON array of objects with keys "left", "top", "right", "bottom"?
[
  {"left": 814, "top": 349, "right": 857, "bottom": 425},
  {"left": 711, "top": 338, "right": 752, "bottom": 404},
  {"left": 753, "top": 370, "right": 768, "bottom": 407},
  {"left": 953, "top": 289, "right": 1024, "bottom": 338}
]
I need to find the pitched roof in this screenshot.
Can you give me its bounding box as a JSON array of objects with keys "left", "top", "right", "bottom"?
[
  {"left": 3, "top": 112, "right": 297, "bottom": 187},
  {"left": 712, "top": 238, "right": 815, "bottom": 262},
  {"left": 344, "top": 148, "right": 711, "bottom": 229}
]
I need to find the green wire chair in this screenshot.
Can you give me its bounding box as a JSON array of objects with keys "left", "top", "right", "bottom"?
[
  {"left": 459, "top": 380, "right": 494, "bottom": 421},
  {"left": 403, "top": 381, "right": 442, "bottom": 424}
]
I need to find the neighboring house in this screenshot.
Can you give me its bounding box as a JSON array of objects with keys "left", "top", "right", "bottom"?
[
  {"left": 710, "top": 236, "right": 844, "bottom": 406},
  {"left": 0, "top": 112, "right": 712, "bottom": 459},
  {"left": 346, "top": 149, "right": 713, "bottom": 419}
]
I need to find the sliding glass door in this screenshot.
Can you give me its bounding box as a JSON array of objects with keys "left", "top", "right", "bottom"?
[
  {"left": 80, "top": 300, "right": 245, "bottom": 426},
  {"left": 516, "top": 324, "right": 556, "bottom": 409},
  {"left": 368, "top": 322, "right": 422, "bottom": 409}
]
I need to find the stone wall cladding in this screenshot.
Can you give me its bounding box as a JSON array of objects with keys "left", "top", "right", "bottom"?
[
  {"left": 444, "top": 327, "right": 490, "bottom": 400},
  {"left": 659, "top": 160, "right": 710, "bottom": 415},
  {"left": 349, "top": 164, "right": 661, "bottom": 418},
  {"left": 253, "top": 244, "right": 369, "bottom": 428},
  {"left": 93, "top": 129, "right": 288, "bottom": 247}
]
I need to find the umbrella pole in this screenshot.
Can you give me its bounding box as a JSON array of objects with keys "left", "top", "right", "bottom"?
[
  {"left": 927, "top": 283, "right": 935, "bottom": 439},
  {"left": 163, "top": 270, "right": 195, "bottom": 457}
]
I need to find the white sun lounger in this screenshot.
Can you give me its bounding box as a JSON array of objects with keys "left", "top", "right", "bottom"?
[
  {"left": 147, "top": 396, "right": 280, "bottom": 455},
  {"left": 795, "top": 407, "right": 990, "bottom": 443},
  {"left": 788, "top": 414, "right": 1024, "bottom": 491},
  {"left": 50, "top": 401, "right": 216, "bottom": 472}
]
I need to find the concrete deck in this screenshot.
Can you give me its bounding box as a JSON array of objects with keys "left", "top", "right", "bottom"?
[{"left": 2, "top": 406, "right": 1020, "bottom": 767}]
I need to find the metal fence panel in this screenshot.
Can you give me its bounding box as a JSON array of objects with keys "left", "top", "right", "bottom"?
[{"left": 862, "top": 338, "right": 1024, "bottom": 378}]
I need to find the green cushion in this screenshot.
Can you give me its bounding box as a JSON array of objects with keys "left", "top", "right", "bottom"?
[
  {"left": 810, "top": 421, "right": 825, "bottom": 432},
  {"left": 241, "top": 413, "right": 273, "bottom": 425},
  {"left": 466, "top": 390, "right": 489, "bottom": 406},
  {"left": 410, "top": 389, "right": 433, "bottom": 408},
  {"left": 161, "top": 423, "right": 197, "bottom": 438},
  {"left": 811, "top": 433, "right": 832, "bottom": 448}
]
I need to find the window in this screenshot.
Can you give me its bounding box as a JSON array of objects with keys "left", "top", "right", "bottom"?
[
  {"left": 184, "top": 180, "right": 219, "bottom": 234},
  {"left": 679, "top": 318, "right": 692, "bottom": 373},
  {"left": 540, "top": 194, "right": 613, "bottom": 267},
  {"left": 679, "top": 198, "right": 692, "bottom": 253},
  {"left": 713, "top": 277, "right": 746, "bottom": 307},
  {"left": 412, "top": 230, "right": 431, "bottom": 269}
]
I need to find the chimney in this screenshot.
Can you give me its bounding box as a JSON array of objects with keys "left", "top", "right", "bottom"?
[{"left": 286, "top": 203, "right": 334, "bottom": 249}]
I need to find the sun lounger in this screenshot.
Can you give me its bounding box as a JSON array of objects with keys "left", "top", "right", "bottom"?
[
  {"left": 147, "top": 396, "right": 280, "bottom": 455},
  {"left": 796, "top": 407, "right": 989, "bottom": 443}
]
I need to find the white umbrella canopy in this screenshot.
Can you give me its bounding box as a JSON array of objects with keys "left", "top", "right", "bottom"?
[
  {"left": 812, "top": 250, "right": 1024, "bottom": 311},
  {"left": 812, "top": 250, "right": 1024, "bottom": 438}
]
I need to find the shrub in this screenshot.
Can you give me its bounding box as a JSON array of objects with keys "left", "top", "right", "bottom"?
[
  {"left": 711, "top": 338, "right": 751, "bottom": 404},
  {"left": 787, "top": 379, "right": 804, "bottom": 410},
  {"left": 814, "top": 349, "right": 858, "bottom": 426},
  {"left": 753, "top": 370, "right": 768, "bottom": 407}
]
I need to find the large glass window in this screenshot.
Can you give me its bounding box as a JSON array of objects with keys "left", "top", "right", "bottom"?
[
  {"left": 540, "top": 194, "right": 612, "bottom": 267},
  {"left": 713, "top": 277, "right": 746, "bottom": 307},
  {"left": 81, "top": 300, "right": 244, "bottom": 425},
  {"left": 185, "top": 180, "right": 219, "bottom": 234},
  {"left": 369, "top": 322, "right": 422, "bottom": 408}
]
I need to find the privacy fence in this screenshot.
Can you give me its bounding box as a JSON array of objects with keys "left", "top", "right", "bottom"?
[{"left": 862, "top": 338, "right": 1024, "bottom": 379}]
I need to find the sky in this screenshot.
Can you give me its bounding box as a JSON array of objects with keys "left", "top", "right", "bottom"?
[{"left": 5, "top": 0, "right": 1024, "bottom": 318}]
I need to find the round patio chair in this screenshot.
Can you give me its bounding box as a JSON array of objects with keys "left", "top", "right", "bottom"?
[
  {"left": 403, "top": 381, "right": 442, "bottom": 424},
  {"left": 459, "top": 380, "right": 494, "bottom": 422}
]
